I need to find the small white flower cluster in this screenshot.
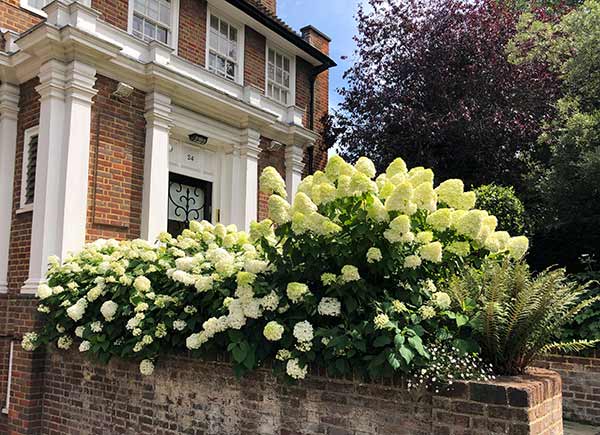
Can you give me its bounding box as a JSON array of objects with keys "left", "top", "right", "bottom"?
[{"left": 408, "top": 344, "right": 495, "bottom": 393}]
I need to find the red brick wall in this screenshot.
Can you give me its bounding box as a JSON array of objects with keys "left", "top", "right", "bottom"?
[
  {"left": 536, "top": 352, "right": 600, "bottom": 426},
  {"left": 257, "top": 137, "right": 285, "bottom": 220},
  {"left": 91, "top": 0, "right": 129, "bottom": 31},
  {"left": 86, "top": 76, "right": 146, "bottom": 242},
  {"left": 0, "top": 0, "right": 43, "bottom": 33},
  {"left": 40, "top": 350, "right": 562, "bottom": 435},
  {"left": 244, "top": 26, "right": 266, "bottom": 91},
  {"left": 178, "top": 0, "right": 207, "bottom": 66},
  {"left": 7, "top": 79, "right": 39, "bottom": 293}
]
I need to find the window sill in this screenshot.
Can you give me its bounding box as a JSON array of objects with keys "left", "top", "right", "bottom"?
[{"left": 16, "top": 204, "right": 33, "bottom": 215}]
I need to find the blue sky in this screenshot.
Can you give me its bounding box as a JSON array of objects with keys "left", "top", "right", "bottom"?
[{"left": 277, "top": 0, "right": 365, "bottom": 111}]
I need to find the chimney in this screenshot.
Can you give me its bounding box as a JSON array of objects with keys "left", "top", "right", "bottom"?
[
  {"left": 257, "top": 0, "right": 276, "bottom": 14},
  {"left": 300, "top": 25, "right": 331, "bottom": 55}
]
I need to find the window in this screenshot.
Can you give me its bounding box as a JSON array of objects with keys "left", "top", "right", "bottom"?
[
  {"left": 20, "top": 127, "right": 38, "bottom": 212},
  {"left": 132, "top": 0, "right": 171, "bottom": 44},
  {"left": 207, "top": 14, "right": 240, "bottom": 82},
  {"left": 20, "top": 0, "right": 52, "bottom": 15},
  {"left": 266, "top": 46, "right": 293, "bottom": 105},
  {"left": 168, "top": 173, "right": 212, "bottom": 237}
]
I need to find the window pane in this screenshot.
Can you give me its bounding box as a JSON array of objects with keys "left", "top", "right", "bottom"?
[
  {"left": 144, "top": 20, "right": 156, "bottom": 40},
  {"left": 229, "top": 41, "right": 237, "bottom": 59},
  {"left": 148, "top": 0, "right": 159, "bottom": 20},
  {"left": 226, "top": 61, "right": 235, "bottom": 79},
  {"left": 283, "top": 72, "right": 290, "bottom": 88},
  {"left": 157, "top": 26, "right": 168, "bottom": 43},
  {"left": 230, "top": 27, "right": 237, "bottom": 43},
  {"left": 276, "top": 54, "right": 282, "bottom": 68},
  {"left": 276, "top": 68, "right": 282, "bottom": 84},
  {"left": 159, "top": 3, "right": 170, "bottom": 25},
  {"left": 284, "top": 57, "right": 290, "bottom": 72},
  {"left": 133, "top": 15, "right": 143, "bottom": 32},
  {"left": 211, "top": 15, "right": 219, "bottom": 30},
  {"left": 220, "top": 21, "right": 228, "bottom": 37},
  {"left": 282, "top": 91, "right": 288, "bottom": 105},
  {"left": 134, "top": 0, "right": 145, "bottom": 14}
]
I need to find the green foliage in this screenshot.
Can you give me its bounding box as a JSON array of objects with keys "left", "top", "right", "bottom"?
[
  {"left": 560, "top": 255, "right": 600, "bottom": 341},
  {"left": 475, "top": 184, "right": 526, "bottom": 235},
  {"left": 23, "top": 155, "right": 529, "bottom": 381},
  {"left": 449, "top": 259, "right": 599, "bottom": 375},
  {"left": 508, "top": 0, "right": 600, "bottom": 271}
]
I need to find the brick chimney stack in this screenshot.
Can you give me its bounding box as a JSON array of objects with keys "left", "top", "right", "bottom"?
[{"left": 257, "top": 0, "right": 276, "bottom": 14}]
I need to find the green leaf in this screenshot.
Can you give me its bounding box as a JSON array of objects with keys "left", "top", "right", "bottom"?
[
  {"left": 373, "top": 335, "right": 392, "bottom": 347},
  {"left": 394, "top": 333, "right": 405, "bottom": 348},
  {"left": 455, "top": 313, "right": 469, "bottom": 327},
  {"left": 231, "top": 343, "right": 247, "bottom": 363},
  {"left": 408, "top": 335, "right": 428, "bottom": 357},
  {"left": 387, "top": 353, "right": 400, "bottom": 370},
  {"left": 398, "top": 345, "right": 414, "bottom": 364}
]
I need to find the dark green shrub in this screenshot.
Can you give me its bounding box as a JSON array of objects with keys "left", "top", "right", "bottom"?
[{"left": 475, "top": 184, "right": 526, "bottom": 235}]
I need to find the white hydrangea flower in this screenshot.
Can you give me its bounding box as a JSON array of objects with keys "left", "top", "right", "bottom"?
[
  {"left": 133, "top": 276, "right": 151, "bottom": 293},
  {"left": 386, "top": 158, "right": 408, "bottom": 178},
  {"left": 66, "top": 298, "right": 88, "bottom": 322},
  {"left": 286, "top": 358, "right": 308, "bottom": 380},
  {"left": 366, "top": 247, "right": 383, "bottom": 264},
  {"left": 340, "top": 265, "right": 360, "bottom": 283},
  {"left": 293, "top": 321, "right": 314, "bottom": 343},
  {"left": 432, "top": 292, "right": 452, "bottom": 310},
  {"left": 75, "top": 326, "right": 85, "bottom": 338},
  {"left": 419, "top": 242, "right": 443, "bottom": 263},
  {"left": 373, "top": 314, "right": 390, "bottom": 330},
  {"left": 276, "top": 349, "right": 292, "bottom": 361},
  {"left": 286, "top": 282, "right": 309, "bottom": 303},
  {"left": 263, "top": 321, "right": 284, "bottom": 341},
  {"left": 21, "top": 332, "right": 38, "bottom": 351},
  {"left": 260, "top": 291, "right": 280, "bottom": 311},
  {"left": 259, "top": 167, "right": 287, "bottom": 198},
  {"left": 79, "top": 341, "right": 91, "bottom": 352},
  {"left": 508, "top": 236, "right": 529, "bottom": 260},
  {"left": 36, "top": 284, "right": 53, "bottom": 300},
  {"left": 100, "top": 300, "right": 118, "bottom": 322},
  {"left": 268, "top": 195, "right": 291, "bottom": 225},
  {"left": 90, "top": 321, "right": 103, "bottom": 333},
  {"left": 57, "top": 335, "right": 73, "bottom": 350},
  {"left": 321, "top": 273, "right": 337, "bottom": 286},
  {"left": 317, "top": 297, "right": 341, "bottom": 317},
  {"left": 173, "top": 320, "right": 187, "bottom": 331},
  {"left": 195, "top": 275, "right": 214, "bottom": 293},
  {"left": 419, "top": 305, "right": 436, "bottom": 320},
  {"left": 139, "top": 359, "right": 154, "bottom": 376},
  {"left": 355, "top": 156, "right": 376, "bottom": 179}
]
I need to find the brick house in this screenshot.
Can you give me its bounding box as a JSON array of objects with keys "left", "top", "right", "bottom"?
[{"left": 0, "top": 0, "right": 334, "bottom": 432}]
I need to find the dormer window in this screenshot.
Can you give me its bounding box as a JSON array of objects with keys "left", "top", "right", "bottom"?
[{"left": 207, "top": 12, "right": 242, "bottom": 83}]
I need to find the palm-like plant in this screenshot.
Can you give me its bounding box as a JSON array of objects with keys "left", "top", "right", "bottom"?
[{"left": 449, "top": 260, "right": 600, "bottom": 375}]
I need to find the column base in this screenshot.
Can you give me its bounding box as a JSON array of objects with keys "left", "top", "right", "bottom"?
[{"left": 21, "top": 278, "right": 44, "bottom": 295}]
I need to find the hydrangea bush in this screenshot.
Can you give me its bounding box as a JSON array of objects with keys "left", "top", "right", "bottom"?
[{"left": 23, "top": 156, "right": 528, "bottom": 381}]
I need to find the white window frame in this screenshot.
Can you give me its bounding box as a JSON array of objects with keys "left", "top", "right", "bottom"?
[
  {"left": 19, "top": 0, "right": 52, "bottom": 17},
  {"left": 205, "top": 7, "right": 245, "bottom": 85},
  {"left": 127, "top": 0, "right": 180, "bottom": 51},
  {"left": 265, "top": 43, "right": 296, "bottom": 107},
  {"left": 18, "top": 126, "right": 38, "bottom": 214}
]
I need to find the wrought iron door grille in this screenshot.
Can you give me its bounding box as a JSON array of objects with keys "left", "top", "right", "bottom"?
[{"left": 167, "top": 173, "right": 212, "bottom": 237}]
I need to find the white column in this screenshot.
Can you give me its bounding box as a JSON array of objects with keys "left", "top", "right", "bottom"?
[
  {"left": 231, "top": 129, "right": 261, "bottom": 230},
  {"left": 141, "top": 91, "right": 172, "bottom": 241},
  {"left": 22, "top": 60, "right": 68, "bottom": 294},
  {"left": 285, "top": 144, "right": 305, "bottom": 200},
  {"left": 58, "top": 61, "right": 97, "bottom": 258},
  {"left": 0, "top": 83, "right": 20, "bottom": 293}
]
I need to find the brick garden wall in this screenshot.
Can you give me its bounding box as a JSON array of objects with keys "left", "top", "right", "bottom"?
[
  {"left": 39, "top": 349, "right": 562, "bottom": 435},
  {"left": 536, "top": 352, "right": 600, "bottom": 426}
]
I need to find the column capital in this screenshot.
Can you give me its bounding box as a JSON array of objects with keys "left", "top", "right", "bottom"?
[
  {"left": 239, "top": 128, "right": 261, "bottom": 159},
  {"left": 285, "top": 144, "right": 306, "bottom": 170},
  {"left": 36, "top": 60, "right": 67, "bottom": 100},
  {"left": 0, "top": 83, "right": 20, "bottom": 121},
  {"left": 64, "top": 60, "right": 98, "bottom": 103},
  {"left": 145, "top": 91, "right": 172, "bottom": 129}
]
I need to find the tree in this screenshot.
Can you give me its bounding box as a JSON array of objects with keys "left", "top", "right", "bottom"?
[
  {"left": 336, "top": 0, "right": 560, "bottom": 192},
  {"left": 508, "top": 0, "right": 600, "bottom": 270}
]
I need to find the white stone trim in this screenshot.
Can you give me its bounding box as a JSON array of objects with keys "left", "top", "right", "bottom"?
[
  {"left": 285, "top": 144, "right": 305, "bottom": 200},
  {"left": 19, "top": 126, "right": 38, "bottom": 213},
  {"left": 229, "top": 128, "right": 260, "bottom": 230},
  {"left": 141, "top": 91, "right": 172, "bottom": 241},
  {"left": 0, "top": 83, "right": 19, "bottom": 293},
  {"left": 22, "top": 0, "right": 92, "bottom": 18},
  {"left": 21, "top": 59, "right": 97, "bottom": 294}
]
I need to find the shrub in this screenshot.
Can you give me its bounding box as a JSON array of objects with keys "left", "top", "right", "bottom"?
[
  {"left": 23, "top": 156, "right": 529, "bottom": 381},
  {"left": 474, "top": 184, "right": 526, "bottom": 235},
  {"left": 448, "top": 260, "right": 600, "bottom": 375}
]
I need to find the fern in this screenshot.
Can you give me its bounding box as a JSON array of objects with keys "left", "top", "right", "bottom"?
[{"left": 449, "top": 259, "right": 599, "bottom": 375}]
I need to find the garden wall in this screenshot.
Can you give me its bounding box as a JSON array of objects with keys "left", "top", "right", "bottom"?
[
  {"left": 536, "top": 352, "right": 600, "bottom": 426},
  {"left": 40, "top": 350, "right": 562, "bottom": 435}
]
